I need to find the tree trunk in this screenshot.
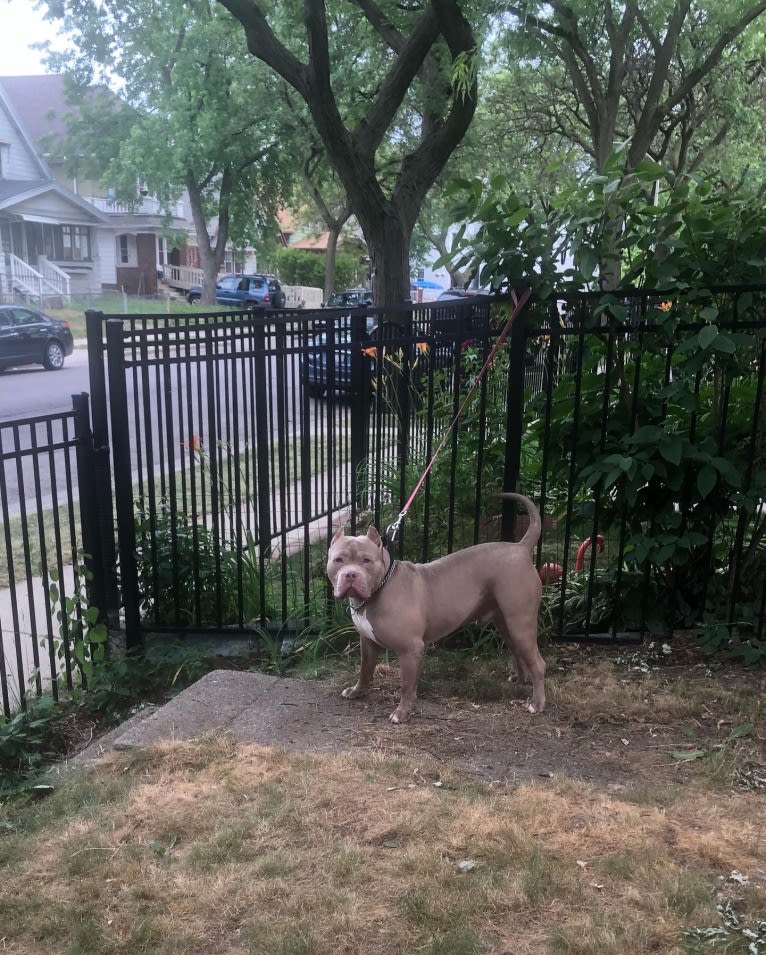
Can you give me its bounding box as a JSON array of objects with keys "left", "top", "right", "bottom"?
[
  {"left": 186, "top": 168, "right": 230, "bottom": 305},
  {"left": 323, "top": 226, "right": 340, "bottom": 301},
  {"left": 216, "top": 0, "right": 477, "bottom": 316},
  {"left": 361, "top": 210, "right": 412, "bottom": 307}
]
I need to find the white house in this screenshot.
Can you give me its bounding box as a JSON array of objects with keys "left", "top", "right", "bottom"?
[{"left": 0, "top": 74, "right": 194, "bottom": 302}]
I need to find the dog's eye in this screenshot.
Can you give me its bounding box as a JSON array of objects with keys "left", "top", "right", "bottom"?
[{"left": 334, "top": 556, "right": 344, "bottom": 563}]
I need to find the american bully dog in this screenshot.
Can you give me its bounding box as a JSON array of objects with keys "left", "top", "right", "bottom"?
[{"left": 327, "top": 492, "right": 545, "bottom": 724}]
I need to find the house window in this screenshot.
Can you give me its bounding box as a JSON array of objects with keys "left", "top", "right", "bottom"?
[
  {"left": 0, "top": 142, "right": 8, "bottom": 178},
  {"left": 118, "top": 234, "right": 130, "bottom": 264},
  {"left": 53, "top": 225, "right": 92, "bottom": 261}
]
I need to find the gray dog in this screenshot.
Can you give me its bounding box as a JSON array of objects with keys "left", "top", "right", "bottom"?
[{"left": 327, "top": 492, "right": 545, "bottom": 724}]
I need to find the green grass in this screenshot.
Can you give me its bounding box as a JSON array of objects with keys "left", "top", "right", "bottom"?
[{"left": 47, "top": 294, "right": 230, "bottom": 339}]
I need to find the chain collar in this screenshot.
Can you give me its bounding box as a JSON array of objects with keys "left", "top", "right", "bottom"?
[{"left": 348, "top": 560, "right": 397, "bottom": 616}]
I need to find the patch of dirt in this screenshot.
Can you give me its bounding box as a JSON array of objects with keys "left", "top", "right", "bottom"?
[{"left": 297, "top": 639, "right": 766, "bottom": 792}]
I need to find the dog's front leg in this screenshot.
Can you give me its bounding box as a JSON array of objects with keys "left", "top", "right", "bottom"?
[
  {"left": 389, "top": 642, "right": 425, "bottom": 724},
  {"left": 342, "top": 634, "right": 380, "bottom": 701}
]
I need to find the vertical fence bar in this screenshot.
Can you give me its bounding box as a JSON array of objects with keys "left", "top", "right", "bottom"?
[
  {"left": 501, "top": 305, "right": 529, "bottom": 541},
  {"left": 252, "top": 321, "right": 272, "bottom": 617},
  {"left": 73, "top": 393, "right": 103, "bottom": 628}
]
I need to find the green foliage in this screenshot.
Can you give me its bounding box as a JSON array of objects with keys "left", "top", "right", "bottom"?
[
  {"left": 447, "top": 156, "right": 766, "bottom": 294},
  {"left": 48, "top": 561, "right": 108, "bottom": 688},
  {"left": 81, "top": 638, "right": 220, "bottom": 722},
  {"left": 0, "top": 697, "right": 60, "bottom": 792},
  {"left": 135, "top": 501, "right": 270, "bottom": 628},
  {"left": 273, "top": 248, "right": 365, "bottom": 291},
  {"left": 441, "top": 155, "right": 766, "bottom": 652},
  {"left": 44, "top": 0, "right": 299, "bottom": 283},
  {"left": 526, "top": 294, "right": 766, "bottom": 648},
  {"left": 684, "top": 900, "right": 766, "bottom": 954}
]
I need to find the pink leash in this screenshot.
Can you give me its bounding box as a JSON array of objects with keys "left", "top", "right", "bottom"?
[{"left": 386, "top": 287, "right": 532, "bottom": 542}]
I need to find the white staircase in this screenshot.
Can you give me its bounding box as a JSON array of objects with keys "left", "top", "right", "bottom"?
[{"left": 3, "top": 253, "right": 71, "bottom": 305}]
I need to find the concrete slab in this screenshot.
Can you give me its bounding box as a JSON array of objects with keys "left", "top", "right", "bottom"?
[{"left": 77, "top": 669, "right": 383, "bottom": 761}]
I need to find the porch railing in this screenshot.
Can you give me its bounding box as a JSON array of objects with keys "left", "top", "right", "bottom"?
[
  {"left": 8, "top": 253, "right": 69, "bottom": 304},
  {"left": 39, "top": 256, "right": 72, "bottom": 301},
  {"left": 87, "top": 195, "right": 186, "bottom": 218},
  {"left": 164, "top": 263, "right": 204, "bottom": 292}
]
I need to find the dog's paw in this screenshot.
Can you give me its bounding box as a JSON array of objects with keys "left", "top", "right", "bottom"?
[
  {"left": 388, "top": 708, "right": 412, "bottom": 724},
  {"left": 342, "top": 684, "right": 367, "bottom": 700},
  {"left": 524, "top": 699, "right": 545, "bottom": 714}
]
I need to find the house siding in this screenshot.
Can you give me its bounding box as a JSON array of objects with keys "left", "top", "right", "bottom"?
[{"left": 0, "top": 112, "right": 41, "bottom": 180}]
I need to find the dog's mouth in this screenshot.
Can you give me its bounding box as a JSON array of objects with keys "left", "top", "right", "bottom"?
[
  {"left": 334, "top": 578, "right": 370, "bottom": 600},
  {"left": 332, "top": 566, "right": 376, "bottom": 601}
]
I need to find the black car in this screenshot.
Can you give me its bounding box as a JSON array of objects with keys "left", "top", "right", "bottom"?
[
  {"left": 187, "top": 273, "right": 286, "bottom": 309},
  {"left": 0, "top": 305, "right": 74, "bottom": 371}
]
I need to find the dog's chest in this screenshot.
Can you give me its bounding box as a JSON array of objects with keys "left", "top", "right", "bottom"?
[{"left": 350, "top": 606, "right": 384, "bottom": 646}]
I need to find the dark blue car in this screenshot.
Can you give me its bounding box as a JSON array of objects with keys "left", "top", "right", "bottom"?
[
  {"left": 303, "top": 318, "right": 454, "bottom": 399},
  {"left": 187, "top": 273, "right": 286, "bottom": 309}
]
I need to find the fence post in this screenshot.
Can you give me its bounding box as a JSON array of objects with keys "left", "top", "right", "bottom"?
[
  {"left": 84, "top": 310, "right": 121, "bottom": 631},
  {"left": 72, "top": 393, "right": 104, "bottom": 618},
  {"left": 105, "top": 318, "right": 142, "bottom": 649},
  {"left": 501, "top": 302, "right": 528, "bottom": 541}
]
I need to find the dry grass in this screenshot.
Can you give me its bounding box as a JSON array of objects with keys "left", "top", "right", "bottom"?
[
  {"left": 1, "top": 719, "right": 764, "bottom": 955},
  {"left": 1, "top": 641, "right": 764, "bottom": 954}
]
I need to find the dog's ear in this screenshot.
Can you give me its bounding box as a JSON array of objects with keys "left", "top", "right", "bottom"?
[
  {"left": 331, "top": 526, "right": 345, "bottom": 545},
  {"left": 366, "top": 525, "right": 383, "bottom": 548}
]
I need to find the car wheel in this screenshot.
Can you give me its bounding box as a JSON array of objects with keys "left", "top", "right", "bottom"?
[
  {"left": 274, "top": 291, "right": 286, "bottom": 309},
  {"left": 187, "top": 293, "right": 201, "bottom": 305},
  {"left": 43, "top": 340, "right": 66, "bottom": 370}
]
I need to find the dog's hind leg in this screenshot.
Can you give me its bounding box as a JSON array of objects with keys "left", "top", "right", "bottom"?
[{"left": 494, "top": 612, "right": 546, "bottom": 714}]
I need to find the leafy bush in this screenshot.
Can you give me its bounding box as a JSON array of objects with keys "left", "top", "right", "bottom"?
[
  {"left": 0, "top": 697, "right": 60, "bottom": 792},
  {"left": 134, "top": 501, "right": 277, "bottom": 629},
  {"left": 273, "top": 247, "right": 365, "bottom": 290}
]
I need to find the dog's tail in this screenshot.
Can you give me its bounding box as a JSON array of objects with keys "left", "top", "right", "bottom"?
[{"left": 500, "top": 493, "right": 542, "bottom": 551}]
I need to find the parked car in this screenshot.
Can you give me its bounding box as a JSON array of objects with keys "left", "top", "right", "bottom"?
[
  {"left": 303, "top": 318, "right": 451, "bottom": 399},
  {"left": 324, "top": 289, "right": 373, "bottom": 309},
  {"left": 0, "top": 305, "right": 74, "bottom": 372},
  {"left": 187, "top": 273, "right": 286, "bottom": 309},
  {"left": 436, "top": 288, "right": 484, "bottom": 301},
  {"left": 313, "top": 288, "right": 374, "bottom": 334}
]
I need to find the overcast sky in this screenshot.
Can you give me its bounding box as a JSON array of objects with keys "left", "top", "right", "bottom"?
[{"left": 0, "top": 0, "right": 64, "bottom": 76}]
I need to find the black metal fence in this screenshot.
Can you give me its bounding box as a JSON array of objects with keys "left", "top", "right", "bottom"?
[
  {"left": 0, "top": 395, "right": 109, "bottom": 717},
  {"left": 87, "top": 287, "right": 765, "bottom": 653},
  {"left": 2, "top": 286, "right": 763, "bottom": 717},
  {"left": 518, "top": 288, "right": 766, "bottom": 646}
]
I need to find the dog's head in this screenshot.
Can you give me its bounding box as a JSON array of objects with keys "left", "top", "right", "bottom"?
[{"left": 327, "top": 525, "right": 389, "bottom": 600}]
